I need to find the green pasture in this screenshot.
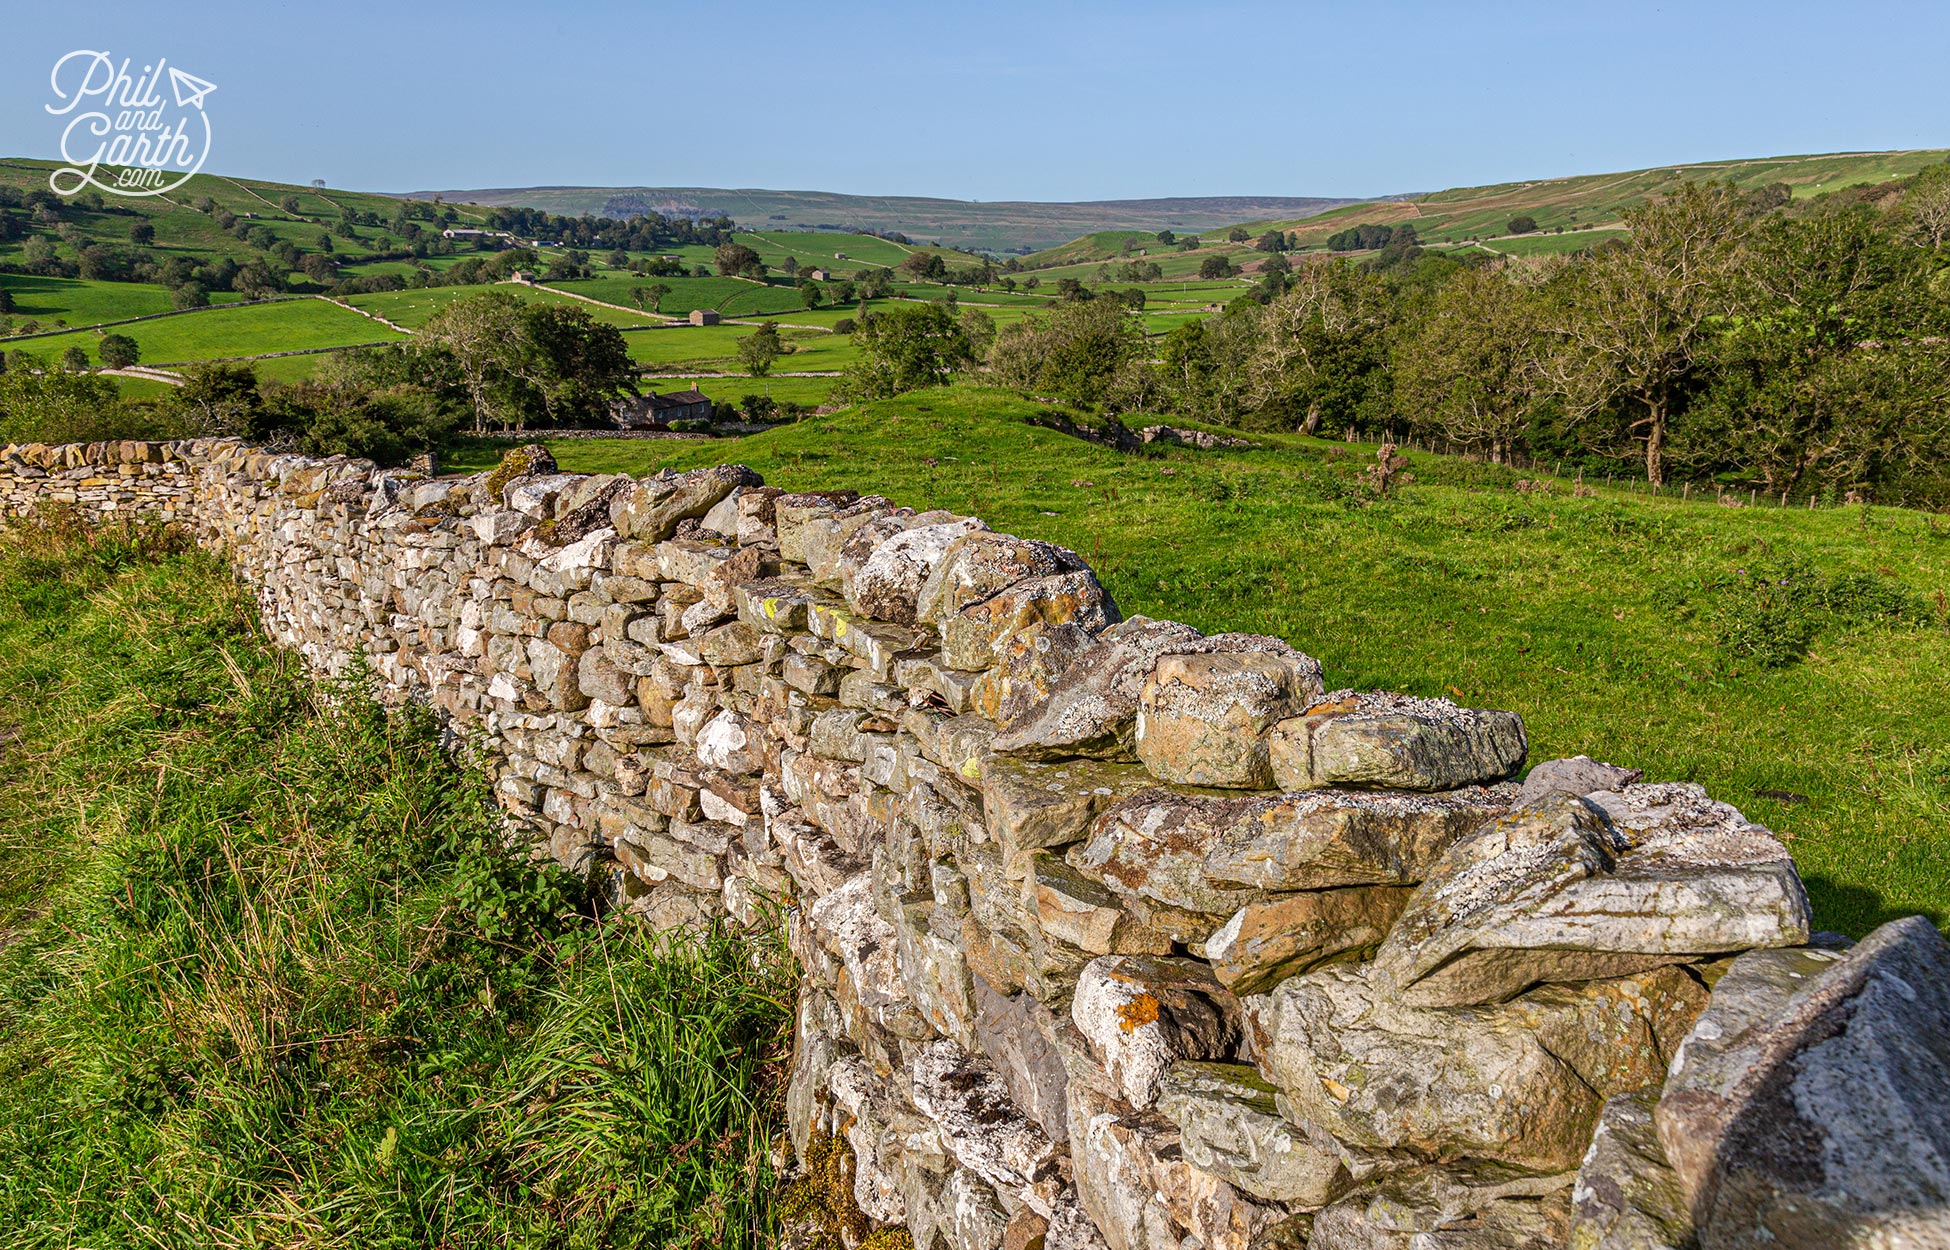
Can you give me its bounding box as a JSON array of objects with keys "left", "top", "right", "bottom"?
[
  {"left": 0, "top": 275, "right": 245, "bottom": 329},
  {"left": 13, "top": 298, "right": 404, "bottom": 366}
]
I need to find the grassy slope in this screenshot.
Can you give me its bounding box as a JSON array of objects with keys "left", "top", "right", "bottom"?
[
  {"left": 404, "top": 187, "right": 1356, "bottom": 253},
  {"left": 1242, "top": 149, "right": 1950, "bottom": 249},
  {"left": 0, "top": 159, "right": 482, "bottom": 277},
  {"left": 0, "top": 515, "right": 790, "bottom": 1248},
  {"left": 10, "top": 298, "right": 404, "bottom": 365},
  {"left": 448, "top": 389, "right": 1950, "bottom": 938},
  {"left": 0, "top": 275, "right": 245, "bottom": 326}
]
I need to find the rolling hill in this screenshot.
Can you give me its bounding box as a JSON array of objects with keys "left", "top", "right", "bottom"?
[
  {"left": 1232, "top": 148, "right": 1950, "bottom": 253},
  {"left": 398, "top": 186, "right": 1360, "bottom": 254}
]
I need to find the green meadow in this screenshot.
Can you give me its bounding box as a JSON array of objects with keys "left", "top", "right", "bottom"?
[
  {"left": 447, "top": 387, "right": 1950, "bottom": 940},
  {"left": 0, "top": 275, "right": 244, "bottom": 328},
  {"left": 10, "top": 298, "right": 404, "bottom": 366}
]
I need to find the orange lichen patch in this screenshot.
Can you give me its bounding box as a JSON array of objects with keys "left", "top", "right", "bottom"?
[{"left": 1115, "top": 993, "right": 1160, "bottom": 1032}]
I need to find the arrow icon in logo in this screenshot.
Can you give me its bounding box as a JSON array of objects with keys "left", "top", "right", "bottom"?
[{"left": 168, "top": 67, "right": 217, "bottom": 110}]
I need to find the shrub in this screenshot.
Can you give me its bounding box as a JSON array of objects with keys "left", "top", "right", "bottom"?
[{"left": 97, "top": 333, "right": 139, "bottom": 369}]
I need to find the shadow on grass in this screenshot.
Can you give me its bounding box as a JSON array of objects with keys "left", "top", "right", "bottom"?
[{"left": 1801, "top": 874, "right": 1945, "bottom": 942}]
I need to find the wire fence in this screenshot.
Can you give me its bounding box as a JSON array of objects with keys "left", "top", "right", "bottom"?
[{"left": 1363, "top": 431, "right": 1932, "bottom": 513}]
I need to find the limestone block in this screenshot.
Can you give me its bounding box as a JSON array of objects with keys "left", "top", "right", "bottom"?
[
  {"left": 917, "top": 532, "right": 1080, "bottom": 626},
  {"left": 1202, "top": 886, "right": 1414, "bottom": 995},
  {"left": 609, "top": 464, "right": 760, "bottom": 541},
  {"left": 1244, "top": 961, "right": 1621, "bottom": 1172},
  {"left": 1269, "top": 691, "right": 1527, "bottom": 793},
  {"left": 1136, "top": 651, "right": 1323, "bottom": 788},
  {"left": 994, "top": 619, "right": 1317, "bottom": 761},
  {"left": 1071, "top": 954, "right": 1241, "bottom": 1111},
  {"left": 1569, "top": 1091, "right": 1696, "bottom": 1250},
  {"left": 1655, "top": 918, "right": 1950, "bottom": 1250},
  {"left": 849, "top": 517, "right": 989, "bottom": 625},
  {"left": 981, "top": 752, "right": 1157, "bottom": 861},
  {"left": 942, "top": 570, "right": 1119, "bottom": 672},
  {"left": 1308, "top": 1164, "right": 1574, "bottom": 1250},
  {"left": 1373, "top": 788, "right": 1810, "bottom": 1007},
  {"left": 910, "top": 1038, "right": 1060, "bottom": 1191},
  {"left": 1156, "top": 1060, "right": 1353, "bottom": 1206}
]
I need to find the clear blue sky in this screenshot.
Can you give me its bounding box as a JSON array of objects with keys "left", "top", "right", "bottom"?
[{"left": 1, "top": 0, "right": 1943, "bottom": 201}]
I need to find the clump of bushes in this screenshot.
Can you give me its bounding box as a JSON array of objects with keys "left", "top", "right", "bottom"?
[{"left": 1674, "top": 557, "right": 1929, "bottom": 667}]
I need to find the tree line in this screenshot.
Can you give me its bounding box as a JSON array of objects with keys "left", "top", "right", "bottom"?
[{"left": 840, "top": 169, "right": 1950, "bottom": 503}]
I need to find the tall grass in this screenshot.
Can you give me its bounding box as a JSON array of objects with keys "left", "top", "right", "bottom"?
[{"left": 0, "top": 508, "right": 792, "bottom": 1248}]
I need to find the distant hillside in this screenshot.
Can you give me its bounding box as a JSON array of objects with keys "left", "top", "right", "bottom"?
[
  {"left": 398, "top": 186, "right": 1358, "bottom": 253},
  {"left": 1233, "top": 149, "right": 1950, "bottom": 252}
]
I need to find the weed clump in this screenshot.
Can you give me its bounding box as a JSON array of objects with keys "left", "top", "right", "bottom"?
[{"left": 1672, "top": 556, "right": 1930, "bottom": 668}]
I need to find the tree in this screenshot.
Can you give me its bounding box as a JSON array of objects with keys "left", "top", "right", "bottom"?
[
  {"left": 1244, "top": 258, "right": 1394, "bottom": 434},
  {"left": 0, "top": 366, "right": 121, "bottom": 444},
  {"left": 416, "top": 290, "right": 528, "bottom": 433},
  {"left": 129, "top": 220, "right": 155, "bottom": 245},
  {"left": 98, "top": 333, "right": 139, "bottom": 369},
  {"left": 1199, "top": 255, "right": 1237, "bottom": 280},
  {"left": 171, "top": 282, "right": 210, "bottom": 310},
  {"left": 800, "top": 281, "right": 823, "bottom": 310},
  {"left": 1155, "top": 230, "right": 1176, "bottom": 246},
  {"left": 1226, "top": 227, "right": 1251, "bottom": 243},
  {"left": 829, "top": 279, "right": 856, "bottom": 306},
  {"left": 515, "top": 303, "right": 637, "bottom": 427},
  {"left": 0, "top": 286, "right": 12, "bottom": 315},
  {"left": 737, "top": 323, "right": 784, "bottom": 376},
  {"left": 899, "top": 252, "right": 948, "bottom": 282},
  {"left": 715, "top": 242, "right": 762, "bottom": 277},
  {"left": 280, "top": 194, "right": 301, "bottom": 213},
  {"left": 839, "top": 303, "right": 975, "bottom": 399},
  {"left": 1255, "top": 230, "right": 1288, "bottom": 253},
  {"left": 1394, "top": 263, "right": 1549, "bottom": 462},
  {"left": 1901, "top": 164, "right": 1950, "bottom": 249},
  {"left": 606, "top": 248, "right": 629, "bottom": 268},
  {"left": 987, "top": 298, "right": 1142, "bottom": 406},
  {"left": 1542, "top": 181, "right": 1750, "bottom": 485},
  {"left": 173, "top": 362, "right": 262, "bottom": 433},
  {"left": 629, "top": 282, "right": 674, "bottom": 314},
  {"left": 960, "top": 306, "right": 996, "bottom": 358},
  {"left": 60, "top": 346, "right": 90, "bottom": 371},
  {"left": 1689, "top": 208, "right": 1944, "bottom": 495},
  {"left": 1507, "top": 216, "right": 1539, "bottom": 235}
]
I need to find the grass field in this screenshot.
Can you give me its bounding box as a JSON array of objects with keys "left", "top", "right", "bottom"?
[
  {"left": 446, "top": 387, "right": 1950, "bottom": 940},
  {"left": 10, "top": 298, "right": 405, "bottom": 366},
  {"left": 0, "top": 275, "right": 247, "bottom": 329},
  {"left": 0, "top": 515, "right": 791, "bottom": 1247}
]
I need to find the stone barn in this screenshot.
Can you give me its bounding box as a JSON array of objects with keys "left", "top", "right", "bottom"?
[
  {"left": 690, "top": 309, "right": 720, "bottom": 326},
  {"left": 612, "top": 388, "right": 713, "bottom": 429}
]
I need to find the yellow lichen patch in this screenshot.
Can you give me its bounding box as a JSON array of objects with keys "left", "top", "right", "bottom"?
[
  {"left": 1114, "top": 993, "right": 1160, "bottom": 1032},
  {"left": 1321, "top": 1076, "right": 1351, "bottom": 1103}
]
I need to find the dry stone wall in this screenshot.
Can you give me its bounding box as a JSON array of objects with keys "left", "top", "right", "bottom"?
[{"left": 5, "top": 436, "right": 1947, "bottom": 1250}]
